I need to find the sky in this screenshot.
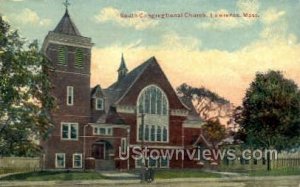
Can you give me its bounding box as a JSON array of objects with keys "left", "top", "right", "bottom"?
[{"left": 1, "top": 0, "right": 300, "bottom": 105}]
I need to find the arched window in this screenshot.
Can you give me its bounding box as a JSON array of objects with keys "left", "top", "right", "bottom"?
[
  {"left": 75, "top": 48, "right": 84, "bottom": 68},
  {"left": 137, "top": 85, "right": 169, "bottom": 143},
  {"left": 58, "top": 46, "right": 67, "bottom": 65}
]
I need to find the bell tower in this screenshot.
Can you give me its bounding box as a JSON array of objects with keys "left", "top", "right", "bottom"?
[
  {"left": 41, "top": 1, "right": 93, "bottom": 169},
  {"left": 42, "top": 3, "right": 93, "bottom": 116}
]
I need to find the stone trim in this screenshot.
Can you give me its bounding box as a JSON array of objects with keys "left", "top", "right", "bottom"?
[
  {"left": 170, "top": 109, "right": 189, "bottom": 117},
  {"left": 183, "top": 123, "right": 203, "bottom": 128},
  {"left": 88, "top": 123, "right": 130, "bottom": 129},
  {"left": 117, "top": 105, "right": 136, "bottom": 114},
  {"left": 42, "top": 31, "right": 93, "bottom": 53},
  {"left": 50, "top": 69, "right": 91, "bottom": 76}
]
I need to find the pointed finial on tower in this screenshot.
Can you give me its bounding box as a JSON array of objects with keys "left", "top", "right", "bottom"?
[
  {"left": 63, "top": 0, "right": 70, "bottom": 11},
  {"left": 118, "top": 53, "right": 128, "bottom": 81},
  {"left": 118, "top": 53, "right": 128, "bottom": 71}
]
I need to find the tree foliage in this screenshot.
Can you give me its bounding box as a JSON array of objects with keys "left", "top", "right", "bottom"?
[
  {"left": 0, "top": 16, "right": 55, "bottom": 156},
  {"left": 237, "top": 70, "right": 300, "bottom": 150},
  {"left": 201, "top": 120, "right": 227, "bottom": 148}
]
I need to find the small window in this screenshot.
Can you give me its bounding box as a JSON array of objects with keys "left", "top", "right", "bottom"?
[
  {"left": 99, "top": 128, "right": 106, "bottom": 134},
  {"left": 61, "top": 123, "right": 78, "bottom": 140},
  {"left": 135, "top": 158, "right": 143, "bottom": 168},
  {"left": 75, "top": 48, "right": 84, "bottom": 68},
  {"left": 160, "top": 157, "right": 169, "bottom": 168},
  {"left": 55, "top": 153, "right": 65, "bottom": 168},
  {"left": 58, "top": 47, "right": 67, "bottom": 65},
  {"left": 93, "top": 127, "right": 113, "bottom": 136},
  {"left": 107, "top": 128, "right": 112, "bottom": 135},
  {"left": 95, "top": 98, "right": 104, "bottom": 110},
  {"left": 70, "top": 124, "right": 77, "bottom": 139},
  {"left": 148, "top": 157, "right": 158, "bottom": 168},
  {"left": 73, "top": 153, "right": 82, "bottom": 168},
  {"left": 62, "top": 124, "right": 69, "bottom": 139},
  {"left": 67, "top": 86, "right": 74, "bottom": 106},
  {"left": 121, "top": 138, "right": 127, "bottom": 154}
]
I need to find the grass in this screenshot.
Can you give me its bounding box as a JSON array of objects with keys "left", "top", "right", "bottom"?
[
  {"left": 0, "top": 171, "right": 107, "bottom": 181},
  {"left": 154, "top": 169, "right": 222, "bottom": 179},
  {"left": 1, "top": 168, "right": 299, "bottom": 181},
  {"left": 0, "top": 168, "right": 30, "bottom": 175},
  {"left": 248, "top": 167, "right": 300, "bottom": 176},
  {"left": 0, "top": 169, "right": 222, "bottom": 181}
]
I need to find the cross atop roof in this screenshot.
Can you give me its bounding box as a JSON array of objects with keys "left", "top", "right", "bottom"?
[{"left": 63, "top": 0, "right": 70, "bottom": 10}]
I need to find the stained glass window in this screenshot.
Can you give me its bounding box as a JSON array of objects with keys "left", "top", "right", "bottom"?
[{"left": 137, "top": 85, "right": 169, "bottom": 142}]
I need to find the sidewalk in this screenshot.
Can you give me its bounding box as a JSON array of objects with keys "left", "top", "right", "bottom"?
[
  {"left": 98, "top": 171, "right": 139, "bottom": 179},
  {"left": 202, "top": 169, "right": 244, "bottom": 177},
  {"left": 0, "top": 175, "right": 299, "bottom": 186}
]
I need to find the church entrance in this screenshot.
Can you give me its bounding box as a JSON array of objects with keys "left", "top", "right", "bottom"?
[
  {"left": 92, "top": 143, "right": 105, "bottom": 159},
  {"left": 91, "top": 140, "right": 115, "bottom": 170}
]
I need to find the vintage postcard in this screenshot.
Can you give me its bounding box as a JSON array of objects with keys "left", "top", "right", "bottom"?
[{"left": 0, "top": 0, "right": 299, "bottom": 186}]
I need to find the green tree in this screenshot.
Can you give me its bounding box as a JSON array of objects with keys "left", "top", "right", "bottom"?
[
  {"left": 201, "top": 120, "right": 227, "bottom": 148},
  {"left": 0, "top": 16, "right": 55, "bottom": 156},
  {"left": 238, "top": 70, "right": 300, "bottom": 170}
]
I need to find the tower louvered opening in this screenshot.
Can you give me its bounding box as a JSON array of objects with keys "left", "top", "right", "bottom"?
[
  {"left": 75, "top": 48, "right": 84, "bottom": 68},
  {"left": 58, "top": 46, "right": 67, "bottom": 65}
]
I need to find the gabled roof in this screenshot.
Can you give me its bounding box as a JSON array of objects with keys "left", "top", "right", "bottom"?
[
  {"left": 91, "top": 85, "right": 104, "bottom": 98},
  {"left": 53, "top": 9, "right": 81, "bottom": 36},
  {"left": 105, "top": 56, "right": 155, "bottom": 105},
  {"left": 104, "top": 56, "right": 188, "bottom": 110}
]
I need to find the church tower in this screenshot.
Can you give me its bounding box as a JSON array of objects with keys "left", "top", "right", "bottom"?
[{"left": 41, "top": 2, "right": 93, "bottom": 169}]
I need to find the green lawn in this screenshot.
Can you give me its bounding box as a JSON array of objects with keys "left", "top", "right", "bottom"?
[
  {"left": 1, "top": 168, "right": 298, "bottom": 181},
  {"left": 248, "top": 168, "right": 300, "bottom": 176},
  {"left": 154, "top": 169, "right": 222, "bottom": 179},
  {"left": 0, "top": 171, "right": 107, "bottom": 181},
  {"left": 0, "top": 168, "right": 29, "bottom": 175},
  {"left": 0, "top": 170, "right": 221, "bottom": 181}
]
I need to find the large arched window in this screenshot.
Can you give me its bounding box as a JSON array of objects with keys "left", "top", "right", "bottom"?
[{"left": 137, "top": 85, "right": 169, "bottom": 143}]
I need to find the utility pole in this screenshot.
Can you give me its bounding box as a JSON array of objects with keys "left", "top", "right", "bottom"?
[
  {"left": 127, "top": 127, "right": 130, "bottom": 170},
  {"left": 138, "top": 106, "right": 146, "bottom": 182}
]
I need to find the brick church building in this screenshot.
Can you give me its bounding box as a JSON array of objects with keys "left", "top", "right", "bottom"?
[{"left": 41, "top": 7, "right": 209, "bottom": 170}]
